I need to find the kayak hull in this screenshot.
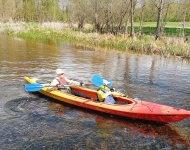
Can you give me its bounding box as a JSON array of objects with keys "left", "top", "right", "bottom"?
[{"left": 24, "top": 76, "right": 190, "bottom": 123}]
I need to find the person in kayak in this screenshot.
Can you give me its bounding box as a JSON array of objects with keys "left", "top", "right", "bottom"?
[
  {"left": 97, "top": 79, "right": 115, "bottom": 104},
  {"left": 49, "top": 69, "right": 90, "bottom": 98}
]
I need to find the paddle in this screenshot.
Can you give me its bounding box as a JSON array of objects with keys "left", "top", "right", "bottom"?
[
  {"left": 91, "top": 74, "right": 113, "bottom": 87},
  {"left": 25, "top": 83, "right": 76, "bottom": 92},
  {"left": 25, "top": 83, "right": 53, "bottom": 92},
  {"left": 91, "top": 74, "right": 126, "bottom": 96},
  {"left": 91, "top": 74, "right": 104, "bottom": 87},
  {"left": 107, "top": 79, "right": 113, "bottom": 87},
  {"left": 25, "top": 82, "right": 92, "bottom": 92}
]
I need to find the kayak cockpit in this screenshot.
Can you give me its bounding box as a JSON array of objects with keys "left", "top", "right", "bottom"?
[{"left": 70, "top": 86, "right": 135, "bottom": 105}]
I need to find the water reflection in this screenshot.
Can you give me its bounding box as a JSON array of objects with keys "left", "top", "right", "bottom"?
[
  {"left": 4, "top": 97, "right": 188, "bottom": 148},
  {"left": 49, "top": 101, "right": 188, "bottom": 147}
]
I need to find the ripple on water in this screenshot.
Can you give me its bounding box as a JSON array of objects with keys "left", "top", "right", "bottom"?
[{"left": 4, "top": 97, "right": 49, "bottom": 116}]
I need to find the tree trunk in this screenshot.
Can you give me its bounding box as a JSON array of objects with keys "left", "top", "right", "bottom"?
[
  {"left": 155, "top": 0, "right": 163, "bottom": 40},
  {"left": 78, "top": 17, "right": 84, "bottom": 29},
  {"left": 182, "top": 13, "right": 186, "bottom": 40},
  {"left": 139, "top": 1, "right": 145, "bottom": 36},
  {"left": 125, "top": 18, "right": 129, "bottom": 36},
  {"left": 92, "top": 0, "right": 99, "bottom": 32},
  {"left": 130, "top": 0, "right": 134, "bottom": 37}
]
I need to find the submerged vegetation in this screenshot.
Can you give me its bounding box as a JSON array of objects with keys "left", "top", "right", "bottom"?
[{"left": 3, "top": 22, "right": 190, "bottom": 58}]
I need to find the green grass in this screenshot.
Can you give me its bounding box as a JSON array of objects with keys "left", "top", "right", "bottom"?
[
  {"left": 127, "top": 26, "right": 190, "bottom": 36},
  {"left": 4, "top": 22, "right": 190, "bottom": 59},
  {"left": 88, "top": 22, "right": 190, "bottom": 36},
  {"left": 134, "top": 22, "right": 190, "bottom": 28}
]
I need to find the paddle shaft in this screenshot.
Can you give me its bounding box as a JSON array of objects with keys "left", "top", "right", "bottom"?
[{"left": 25, "top": 83, "right": 92, "bottom": 92}]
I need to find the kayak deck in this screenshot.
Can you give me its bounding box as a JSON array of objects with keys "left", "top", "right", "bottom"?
[{"left": 24, "top": 76, "right": 190, "bottom": 123}]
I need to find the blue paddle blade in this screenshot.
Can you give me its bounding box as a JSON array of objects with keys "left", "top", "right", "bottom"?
[
  {"left": 107, "top": 80, "right": 112, "bottom": 87},
  {"left": 25, "top": 83, "right": 44, "bottom": 92},
  {"left": 91, "top": 74, "right": 104, "bottom": 87}
]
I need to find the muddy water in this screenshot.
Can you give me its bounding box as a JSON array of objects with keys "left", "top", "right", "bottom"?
[{"left": 0, "top": 34, "right": 190, "bottom": 149}]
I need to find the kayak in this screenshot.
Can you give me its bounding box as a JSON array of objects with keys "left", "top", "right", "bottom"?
[{"left": 24, "top": 76, "right": 190, "bottom": 123}]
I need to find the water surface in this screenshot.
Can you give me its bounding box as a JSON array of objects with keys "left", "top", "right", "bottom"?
[{"left": 0, "top": 34, "right": 190, "bottom": 149}]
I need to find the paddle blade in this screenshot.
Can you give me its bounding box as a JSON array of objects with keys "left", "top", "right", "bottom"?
[
  {"left": 25, "top": 83, "right": 44, "bottom": 92},
  {"left": 91, "top": 74, "right": 104, "bottom": 87},
  {"left": 107, "top": 80, "right": 112, "bottom": 87}
]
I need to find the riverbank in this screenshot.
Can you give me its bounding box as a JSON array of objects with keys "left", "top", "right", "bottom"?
[{"left": 1, "top": 22, "right": 190, "bottom": 58}]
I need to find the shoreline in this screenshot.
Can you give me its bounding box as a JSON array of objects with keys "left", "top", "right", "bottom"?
[{"left": 1, "top": 22, "right": 190, "bottom": 59}]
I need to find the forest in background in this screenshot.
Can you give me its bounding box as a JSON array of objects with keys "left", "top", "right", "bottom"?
[
  {"left": 1, "top": 0, "right": 189, "bottom": 22},
  {"left": 0, "top": 0, "right": 190, "bottom": 39}
]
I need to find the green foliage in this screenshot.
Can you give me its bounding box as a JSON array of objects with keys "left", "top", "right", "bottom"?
[
  {"left": 4, "top": 22, "right": 190, "bottom": 59},
  {"left": 5, "top": 28, "right": 14, "bottom": 36},
  {"left": 0, "top": 0, "right": 65, "bottom": 22}
]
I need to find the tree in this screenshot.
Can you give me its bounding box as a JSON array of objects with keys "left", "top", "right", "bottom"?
[
  {"left": 154, "top": 0, "right": 164, "bottom": 40},
  {"left": 130, "top": 0, "right": 137, "bottom": 37},
  {"left": 137, "top": 0, "right": 146, "bottom": 36},
  {"left": 115, "top": 0, "right": 130, "bottom": 34},
  {"left": 180, "top": 0, "right": 189, "bottom": 39},
  {"left": 21, "top": 0, "right": 35, "bottom": 21},
  {"left": 0, "top": 0, "right": 17, "bottom": 22},
  {"left": 130, "top": 0, "right": 134, "bottom": 37}
]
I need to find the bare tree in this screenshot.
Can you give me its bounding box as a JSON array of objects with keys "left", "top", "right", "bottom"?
[
  {"left": 181, "top": 0, "right": 188, "bottom": 40},
  {"left": 70, "top": 0, "right": 87, "bottom": 29},
  {"left": 161, "top": 1, "right": 170, "bottom": 29},
  {"left": 154, "top": 0, "right": 164, "bottom": 40},
  {"left": 92, "top": 0, "right": 100, "bottom": 32},
  {"left": 0, "top": 0, "right": 16, "bottom": 22},
  {"left": 138, "top": 0, "right": 146, "bottom": 36},
  {"left": 130, "top": 0, "right": 135, "bottom": 37},
  {"left": 115, "top": 0, "right": 130, "bottom": 34}
]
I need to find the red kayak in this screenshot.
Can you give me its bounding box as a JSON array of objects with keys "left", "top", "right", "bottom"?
[{"left": 24, "top": 76, "right": 190, "bottom": 123}]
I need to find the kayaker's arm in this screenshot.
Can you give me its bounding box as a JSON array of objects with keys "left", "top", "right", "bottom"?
[
  {"left": 109, "top": 87, "right": 127, "bottom": 97},
  {"left": 48, "top": 79, "right": 61, "bottom": 90},
  {"left": 65, "top": 77, "right": 84, "bottom": 86},
  {"left": 48, "top": 79, "right": 84, "bottom": 91}
]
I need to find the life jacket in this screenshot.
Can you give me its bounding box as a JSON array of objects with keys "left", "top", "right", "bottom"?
[
  {"left": 57, "top": 77, "right": 71, "bottom": 94},
  {"left": 97, "top": 85, "right": 112, "bottom": 102},
  {"left": 57, "top": 77, "right": 67, "bottom": 85}
]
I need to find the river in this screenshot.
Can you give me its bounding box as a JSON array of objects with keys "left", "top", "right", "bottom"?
[{"left": 0, "top": 34, "right": 190, "bottom": 149}]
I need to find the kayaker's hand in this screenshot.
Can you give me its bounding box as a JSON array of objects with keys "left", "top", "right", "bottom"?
[
  {"left": 110, "top": 88, "right": 115, "bottom": 92},
  {"left": 57, "top": 84, "right": 61, "bottom": 88},
  {"left": 52, "top": 84, "right": 61, "bottom": 90},
  {"left": 49, "top": 86, "right": 58, "bottom": 90},
  {"left": 80, "top": 82, "right": 85, "bottom": 86}
]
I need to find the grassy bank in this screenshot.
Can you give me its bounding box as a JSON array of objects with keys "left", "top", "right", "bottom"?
[
  {"left": 132, "top": 26, "right": 190, "bottom": 37},
  {"left": 134, "top": 22, "right": 190, "bottom": 28},
  {"left": 2, "top": 22, "right": 190, "bottom": 58}
]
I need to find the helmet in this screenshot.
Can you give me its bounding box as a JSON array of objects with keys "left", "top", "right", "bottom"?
[{"left": 56, "top": 69, "right": 65, "bottom": 75}]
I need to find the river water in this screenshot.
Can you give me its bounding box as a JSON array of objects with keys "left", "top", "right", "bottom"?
[{"left": 0, "top": 34, "right": 190, "bottom": 149}]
